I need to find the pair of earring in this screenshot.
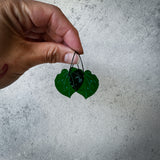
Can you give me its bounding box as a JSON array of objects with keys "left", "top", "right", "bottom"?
[{"left": 55, "top": 52, "right": 99, "bottom": 99}]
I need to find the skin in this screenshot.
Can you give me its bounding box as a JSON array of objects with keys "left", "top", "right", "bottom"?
[{"left": 0, "top": 0, "right": 83, "bottom": 89}]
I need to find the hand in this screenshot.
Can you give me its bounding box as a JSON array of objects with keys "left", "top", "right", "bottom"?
[{"left": 0, "top": 0, "right": 83, "bottom": 89}]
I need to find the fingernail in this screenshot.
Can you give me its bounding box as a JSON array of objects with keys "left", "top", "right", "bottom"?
[{"left": 64, "top": 53, "right": 79, "bottom": 64}]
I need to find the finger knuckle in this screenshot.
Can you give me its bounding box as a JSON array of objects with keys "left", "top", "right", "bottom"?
[
  {"left": 54, "top": 6, "right": 62, "bottom": 13},
  {"left": 74, "top": 28, "right": 79, "bottom": 34},
  {"left": 73, "top": 27, "right": 79, "bottom": 36},
  {"left": 45, "top": 46, "right": 58, "bottom": 63}
]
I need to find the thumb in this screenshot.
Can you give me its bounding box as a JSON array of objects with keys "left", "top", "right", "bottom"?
[{"left": 25, "top": 41, "right": 80, "bottom": 67}]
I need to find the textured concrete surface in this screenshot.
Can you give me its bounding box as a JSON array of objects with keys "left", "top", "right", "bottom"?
[{"left": 0, "top": 0, "right": 160, "bottom": 160}]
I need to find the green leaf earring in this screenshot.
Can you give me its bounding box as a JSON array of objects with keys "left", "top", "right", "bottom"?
[{"left": 55, "top": 52, "right": 99, "bottom": 99}]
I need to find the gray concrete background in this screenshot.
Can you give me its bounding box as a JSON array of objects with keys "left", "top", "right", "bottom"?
[{"left": 0, "top": 0, "right": 160, "bottom": 159}]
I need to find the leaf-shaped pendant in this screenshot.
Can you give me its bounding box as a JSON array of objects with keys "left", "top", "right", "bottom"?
[
  {"left": 69, "top": 67, "right": 84, "bottom": 91},
  {"left": 54, "top": 52, "right": 99, "bottom": 99},
  {"left": 77, "top": 70, "right": 99, "bottom": 99},
  {"left": 55, "top": 69, "right": 75, "bottom": 98}
]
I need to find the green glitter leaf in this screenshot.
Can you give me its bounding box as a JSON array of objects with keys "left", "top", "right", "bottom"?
[
  {"left": 69, "top": 67, "right": 84, "bottom": 91},
  {"left": 77, "top": 70, "right": 99, "bottom": 99},
  {"left": 55, "top": 69, "right": 75, "bottom": 98}
]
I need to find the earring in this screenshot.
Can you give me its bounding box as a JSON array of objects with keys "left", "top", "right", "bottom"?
[{"left": 55, "top": 52, "right": 99, "bottom": 99}]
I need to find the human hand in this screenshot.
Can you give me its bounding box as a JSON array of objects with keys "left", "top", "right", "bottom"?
[{"left": 0, "top": 0, "right": 83, "bottom": 89}]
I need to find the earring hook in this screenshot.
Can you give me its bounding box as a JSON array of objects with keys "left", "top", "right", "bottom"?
[{"left": 69, "top": 51, "right": 84, "bottom": 72}]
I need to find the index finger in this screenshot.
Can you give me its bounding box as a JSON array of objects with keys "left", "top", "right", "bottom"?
[{"left": 25, "top": 0, "right": 83, "bottom": 54}]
